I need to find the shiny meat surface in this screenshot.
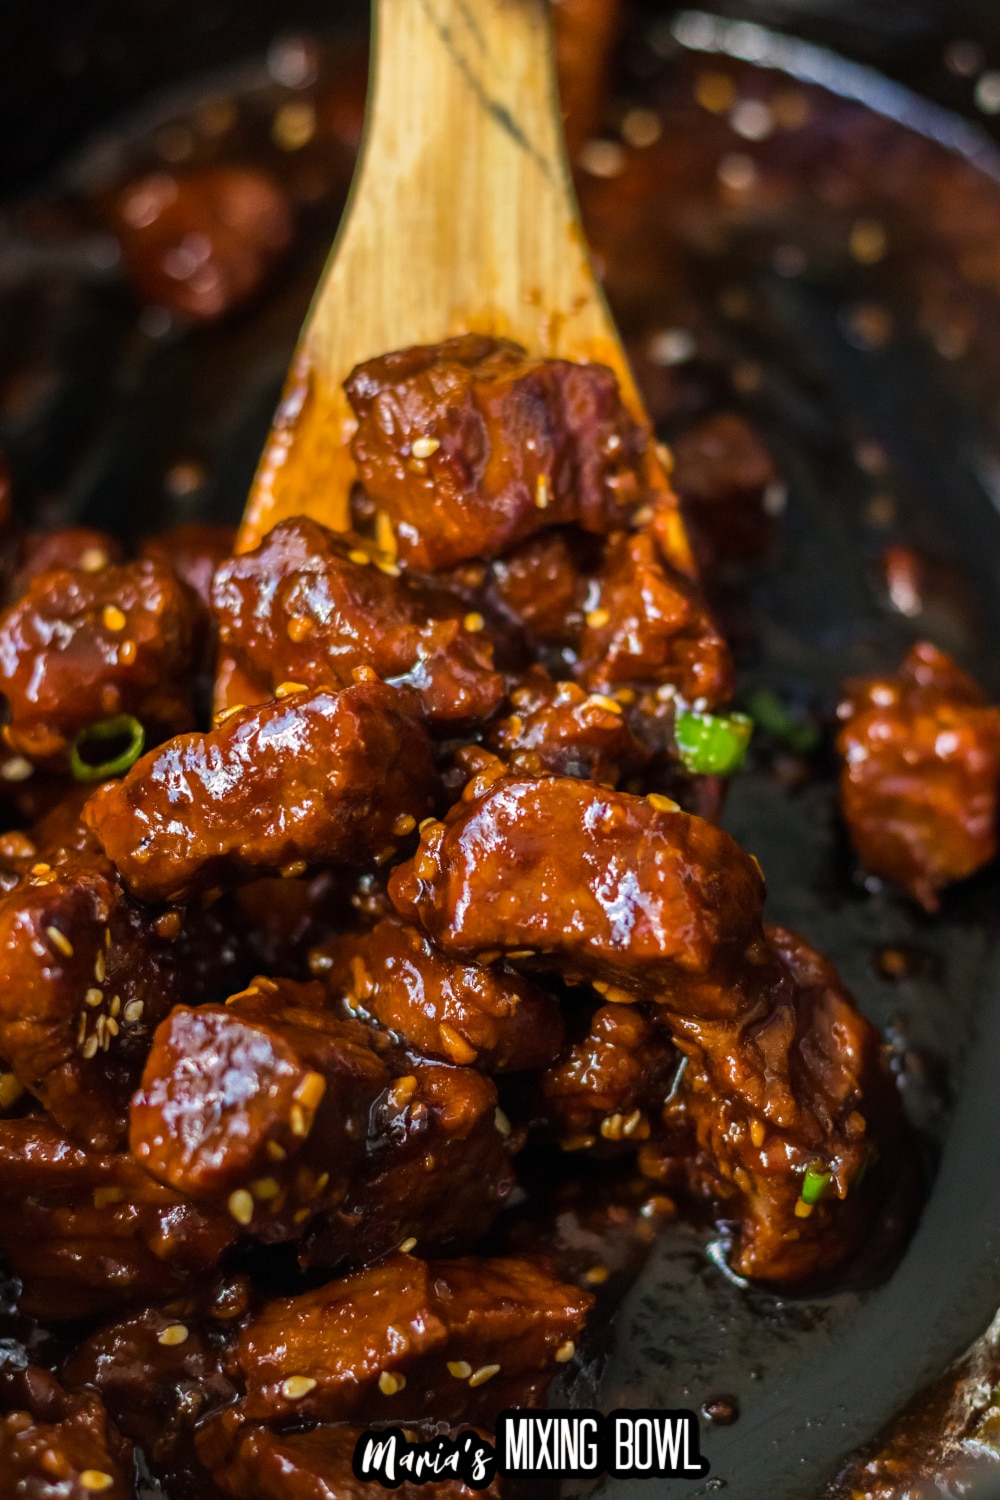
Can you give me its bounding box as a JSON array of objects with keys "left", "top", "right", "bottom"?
[
  {"left": 0, "top": 1369, "right": 134, "bottom": 1500},
  {"left": 486, "top": 672, "right": 649, "bottom": 786},
  {"left": 0, "top": 558, "right": 200, "bottom": 767},
  {"left": 85, "top": 681, "right": 437, "bottom": 902},
  {"left": 345, "top": 334, "right": 647, "bottom": 570},
  {"left": 314, "top": 915, "right": 565, "bottom": 1071},
  {"left": 211, "top": 516, "right": 503, "bottom": 722},
  {"left": 837, "top": 641, "right": 1000, "bottom": 908}
]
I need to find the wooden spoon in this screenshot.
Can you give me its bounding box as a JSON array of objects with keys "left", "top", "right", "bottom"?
[{"left": 238, "top": 0, "right": 693, "bottom": 577}]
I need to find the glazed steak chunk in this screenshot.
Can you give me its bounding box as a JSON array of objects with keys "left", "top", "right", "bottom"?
[
  {"left": 389, "top": 773, "right": 767, "bottom": 1013},
  {"left": 198, "top": 1415, "right": 502, "bottom": 1500},
  {"left": 232, "top": 1251, "right": 591, "bottom": 1426},
  {"left": 541, "top": 1002, "right": 677, "bottom": 1150},
  {"left": 0, "top": 557, "right": 200, "bottom": 767},
  {"left": 85, "top": 681, "right": 437, "bottom": 903},
  {"left": 0, "top": 1370, "right": 134, "bottom": 1500},
  {"left": 485, "top": 672, "right": 649, "bottom": 786},
  {"left": 0, "top": 1117, "right": 236, "bottom": 1319},
  {"left": 836, "top": 641, "right": 1000, "bottom": 909},
  {"left": 212, "top": 516, "right": 503, "bottom": 722},
  {"left": 0, "top": 853, "right": 189, "bottom": 1150},
  {"left": 345, "top": 334, "right": 647, "bottom": 570},
  {"left": 315, "top": 915, "right": 565, "bottom": 1071}
]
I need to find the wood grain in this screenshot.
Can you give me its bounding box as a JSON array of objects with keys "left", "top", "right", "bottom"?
[{"left": 238, "top": 0, "right": 690, "bottom": 573}]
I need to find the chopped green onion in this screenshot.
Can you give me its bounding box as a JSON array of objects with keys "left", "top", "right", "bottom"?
[
  {"left": 70, "top": 715, "right": 145, "bottom": 783},
  {"left": 746, "top": 687, "right": 820, "bottom": 754},
  {"left": 674, "top": 709, "right": 753, "bottom": 776},
  {"left": 800, "top": 1163, "right": 831, "bottom": 1205}
]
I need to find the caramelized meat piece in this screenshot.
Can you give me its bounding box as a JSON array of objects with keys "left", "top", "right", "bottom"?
[
  {"left": 63, "top": 1306, "right": 235, "bottom": 1465},
  {"left": 671, "top": 412, "right": 779, "bottom": 564},
  {"left": 110, "top": 166, "right": 294, "bottom": 322},
  {"left": 86, "top": 681, "right": 437, "bottom": 903},
  {"left": 211, "top": 516, "right": 503, "bottom": 723},
  {"left": 6, "top": 527, "right": 122, "bottom": 603},
  {"left": 131, "top": 982, "right": 389, "bottom": 1237},
  {"left": 389, "top": 773, "right": 766, "bottom": 1012},
  {"left": 198, "top": 1413, "right": 502, "bottom": 1500},
  {"left": 576, "top": 530, "right": 734, "bottom": 709},
  {"left": 485, "top": 531, "right": 587, "bottom": 649},
  {"left": 541, "top": 1003, "right": 677, "bottom": 1150},
  {"left": 642, "top": 926, "right": 898, "bottom": 1284},
  {"left": 836, "top": 642, "right": 1000, "bottom": 908},
  {"left": 141, "top": 521, "right": 236, "bottom": 607},
  {"left": 486, "top": 672, "right": 648, "bottom": 785},
  {"left": 132, "top": 981, "right": 514, "bottom": 1260},
  {"left": 0, "top": 557, "right": 200, "bottom": 767},
  {"left": 345, "top": 334, "right": 647, "bottom": 570},
  {"left": 314, "top": 915, "right": 565, "bottom": 1071},
  {"left": 0, "top": 853, "right": 191, "bottom": 1150},
  {"left": 0, "top": 1369, "right": 134, "bottom": 1500},
  {"left": 0, "top": 1117, "right": 235, "bottom": 1319},
  {"left": 231, "top": 1251, "right": 591, "bottom": 1426}
]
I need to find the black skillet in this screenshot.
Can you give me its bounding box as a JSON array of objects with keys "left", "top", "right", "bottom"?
[{"left": 5, "top": 2, "right": 1000, "bottom": 1496}]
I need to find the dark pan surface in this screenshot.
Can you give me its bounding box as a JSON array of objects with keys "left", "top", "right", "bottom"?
[{"left": 5, "top": 7, "right": 1000, "bottom": 1497}]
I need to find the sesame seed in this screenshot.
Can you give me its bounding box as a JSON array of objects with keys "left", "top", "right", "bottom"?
[
  {"left": 379, "top": 1371, "right": 405, "bottom": 1395},
  {"left": 275, "top": 681, "right": 309, "bottom": 698},
  {"left": 281, "top": 1375, "right": 317, "bottom": 1400},
  {"left": 448, "top": 1361, "right": 472, "bottom": 1378},
  {"left": 535, "top": 474, "right": 550, "bottom": 509},
  {"left": 213, "top": 702, "right": 246, "bottom": 725},
  {"left": 749, "top": 1117, "right": 766, "bottom": 1148},
  {"left": 82, "top": 1034, "right": 99, "bottom": 1060},
  {"left": 79, "top": 547, "right": 109, "bottom": 572},
  {"left": 468, "top": 1363, "right": 500, "bottom": 1387},
  {"left": 412, "top": 436, "right": 440, "bottom": 459},
  {"left": 587, "top": 694, "right": 622, "bottom": 715},
  {"left": 289, "top": 1104, "right": 310, "bottom": 1138},
  {"left": 102, "top": 604, "right": 127, "bottom": 633},
  {"left": 80, "top": 1473, "right": 114, "bottom": 1493},
  {"left": 30, "top": 862, "right": 51, "bottom": 875},
  {"left": 554, "top": 1340, "right": 576, "bottom": 1363},
  {"left": 124, "top": 1000, "right": 144, "bottom": 1024},
  {"left": 622, "top": 1109, "right": 644, "bottom": 1137},
  {"left": 228, "top": 1189, "right": 254, "bottom": 1225},
  {"left": 109, "top": 995, "right": 121, "bottom": 1018},
  {"left": 584, "top": 1265, "right": 609, "bottom": 1285},
  {"left": 266, "top": 1140, "right": 287, "bottom": 1162},
  {"left": 374, "top": 558, "right": 401, "bottom": 577},
  {"left": 251, "top": 1176, "right": 281, "bottom": 1201},
  {"left": 294, "top": 1071, "right": 327, "bottom": 1110},
  {"left": 418, "top": 816, "right": 438, "bottom": 832},
  {"left": 348, "top": 549, "right": 372, "bottom": 566},
  {"left": 400, "top": 1237, "right": 418, "bottom": 1253},
  {"left": 1, "top": 756, "right": 34, "bottom": 782},
  {"left": 646, "top": 793, "right": 680, "bottom": 814},
  {"left": 94, "top": 952, "right": 106, "bottom": 983},
  {"left": 0, "top": 1073, "right": 24, "bottom": 1110},
  {"left": 85, "top": 988, "right": 103, "bottom": 1007},
  {"left": 287, "top": 615, "right": 314, "bottom": 642},
  {"left": 375, "top": 511, "right": 397, "bottom": 560},
  {"left": 463, "top": 612, "right": 485, "bottom": 633},
  {"left": 600, "top": 1113, "right": 624, "bottom": 1140},
  {"left": 293, "top": 1206, "right": 311, "bottom": 1224},
  {"left": 585, "top": 607, "right": 610, "bottom": 629},
  {"left": 46, "top": 927, "right": 74, "bottom": 958},
  {"left": 92, "top": 1186, "right": 124, "bottom": 1209},
  {"left": 392, "top": 813, "right": 416, "bottom": 837},
  {"left": 106, "top": 1017, "right": 119, "bottom": 1037},
  {"left": 352, "top": 665, "right": 380, "bottom": 684},
  {"left": 158, "top": 1323, "right": 189, "bottom": 1346},
  {"left": 280, "top": 859, "right": 307, "bottom": 879},
  {"left": 439, "top": 1022, "right": 477, "bottom": 1065},
  {"left": 119, "top": 639, "right": 137, "bottom": 665}
]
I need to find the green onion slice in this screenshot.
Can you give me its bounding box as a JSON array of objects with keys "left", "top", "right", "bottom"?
[
  {"left": 70, "top": 715, "right": 145, "bottom": 783},
  {"left": 746, "top": 687, "right": 820, "bottom": 754},
  {"left": 800, "top": 1163, "right": 831, "bottom": 1206},
  {"left": 674, "top": 709, "right": 753, "bottom": 776}
]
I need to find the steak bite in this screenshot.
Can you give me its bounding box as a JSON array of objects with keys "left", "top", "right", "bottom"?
[
  {"left": 85, "top": 681, "right": 437, "bottom": 904},
  {"left": 0, "top": 557, "right": 201, "bottom": 768},
  {"left": 485, "top": 671, "right": 649, "bottom": 786},
  {"left": 0, "top": 1116, "right": 236, "bottom": 1319},
  {"left": 345, "top": 334, "right": 648, "bottom": 570},
  {"left": 141, "top": 521, "right": 237, "bottom": 607},
  {"left": 389, "top": 773, "right": 767, "bottom": 1012},
  {"left": 0, "top": 852, "right": 192, "bottom": 1151},
  {"left": 132, "top": 979, "right": 515, "bottom": 1262},
  {"left": 313, "top": 914, "right": 565, "bottom": 1071},
  {"left": 0, "top": 1369, "right": 135, "bottom": 1500},
  {"left": 836, "top": 641, "right": 1000, "bottom": 909},
  {"left": 541, "top": 1002, "right": 677, "bottom": 1151},
  {"left": 211, "top": 516, "right": 504, "bottom": 724},
  {"left": 230, "top": 1251, "right": 592, "bottom": 1426}
]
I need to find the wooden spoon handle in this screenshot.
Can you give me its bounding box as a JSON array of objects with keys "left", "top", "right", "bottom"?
[{"left": 240, "top": 0, "right": 638, "bottom": 552}]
